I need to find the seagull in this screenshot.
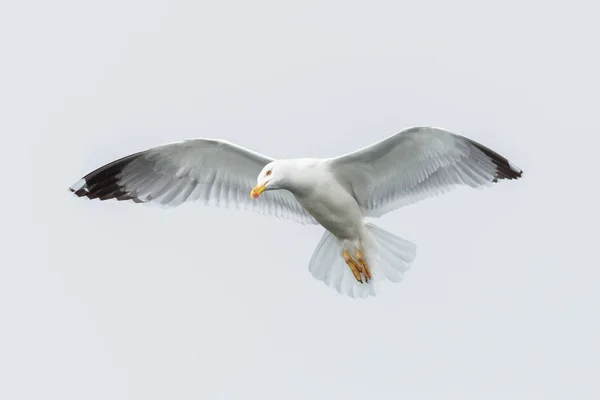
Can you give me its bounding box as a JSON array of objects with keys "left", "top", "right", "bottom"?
[{"left": 70, "top": 126, "right": 522, "bottom": 298}]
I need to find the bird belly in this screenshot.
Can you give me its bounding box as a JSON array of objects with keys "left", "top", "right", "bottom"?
[{"left": 295, "top": 186, "right": 364, "bottom": 240}]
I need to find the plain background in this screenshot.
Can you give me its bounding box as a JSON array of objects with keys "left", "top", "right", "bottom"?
[{"left": 1, "top": 1, "right": 599, "bottom": 399}]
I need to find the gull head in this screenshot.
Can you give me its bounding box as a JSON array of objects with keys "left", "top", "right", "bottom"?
[
  {"left": 250, "top": 159, "right": 319, "bottom": 199},
  {"left": 250, "top": 161, "right": 282, "bottom": 199}
]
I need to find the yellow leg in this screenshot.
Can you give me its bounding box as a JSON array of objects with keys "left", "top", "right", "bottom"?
[
  {"left": 357, "top": 249, "right": 372, "bottom": 282},
  {"left": 343, "top": 249, "right": 363, "bottom": 283}
]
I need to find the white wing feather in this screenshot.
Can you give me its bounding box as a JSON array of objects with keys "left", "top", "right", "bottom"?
[
  {"left": 70, "top": 139, "right": 317, "bottom": 225},
  {"left": 329, "top": 126, "right": 523, "bottom": 217}
]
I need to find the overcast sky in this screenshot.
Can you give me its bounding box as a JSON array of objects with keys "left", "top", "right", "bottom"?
[{"left": 1, "top": 1, "right": 599, "bottom": 399}]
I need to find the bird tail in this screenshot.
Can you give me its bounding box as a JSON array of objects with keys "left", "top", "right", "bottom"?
[{"left": 308, "top": 223, "right": 417, "bottom": 298}]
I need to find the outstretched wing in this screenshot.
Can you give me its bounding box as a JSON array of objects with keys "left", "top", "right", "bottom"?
[
  {"left": 69, "top": 139, "right": 317, "bottom": 224},
  {"left": 329, "top": 126, "right": 523, "bottom": 217}
]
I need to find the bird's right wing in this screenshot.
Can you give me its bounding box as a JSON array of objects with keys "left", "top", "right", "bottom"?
[
  {"left": 329, "top": 126, "right": 523, "bottom": 217},
  {"left": 69, "top": 139, "right": 317, "bottom": 225}
]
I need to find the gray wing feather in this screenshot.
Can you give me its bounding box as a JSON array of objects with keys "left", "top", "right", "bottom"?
[
  {"left": 329, "top": 126, "right": 523, "bottom": 217},
  {"left": 70, "top": 139, "right": 317, "bottom": 225}
]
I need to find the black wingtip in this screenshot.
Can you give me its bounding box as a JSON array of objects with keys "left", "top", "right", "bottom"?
[
  {"left": 467, "top": 138, "right": 523, "bottom": 182},
  {"left": 69, "top": 152, "right": 145, "bottom": 202}
]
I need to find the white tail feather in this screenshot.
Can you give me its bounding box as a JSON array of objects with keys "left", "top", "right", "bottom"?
[{"left": 308, "top": 223, "right": 417, "bottom": 298}]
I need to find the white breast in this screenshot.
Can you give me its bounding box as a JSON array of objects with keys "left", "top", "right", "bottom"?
[{"left": 292, "top": 165, "right": 364, "bottom": 240}]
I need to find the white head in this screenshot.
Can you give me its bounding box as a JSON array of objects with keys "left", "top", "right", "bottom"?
[
  {"left": 250, "top": 160, "right": 284, "bottom": 199},
  {"left": 250, "top": 159, "right": 317, "bottom": 199}
]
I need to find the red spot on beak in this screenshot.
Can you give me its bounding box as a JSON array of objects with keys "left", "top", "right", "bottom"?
[{"left": 250, "top": 182, "right": 267, "bottom": 199}]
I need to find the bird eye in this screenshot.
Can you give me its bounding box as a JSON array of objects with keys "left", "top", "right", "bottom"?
[{"left": 266, "top": 170, "right": 272, "bottom": 176}]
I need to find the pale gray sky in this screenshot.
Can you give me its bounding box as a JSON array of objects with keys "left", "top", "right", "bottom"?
[{"left": 1, "top": 1, "right": 599, "bottom": 399}]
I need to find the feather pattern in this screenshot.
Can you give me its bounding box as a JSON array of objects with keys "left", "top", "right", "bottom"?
[
  {"left": 329, "top": 126, "right": 523, "bottom": 217},
  {"left": 70, "top": 139, "right": 317, "bottom": 225}
]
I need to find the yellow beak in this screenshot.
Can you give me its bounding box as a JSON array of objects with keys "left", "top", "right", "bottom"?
[{"left": 250, "top": 182, "right": 268, "bottom": 199}]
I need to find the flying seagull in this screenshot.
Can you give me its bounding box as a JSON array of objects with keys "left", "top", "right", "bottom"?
[{"left": 70, "top": 126, "right": 522, "bottom": 298}]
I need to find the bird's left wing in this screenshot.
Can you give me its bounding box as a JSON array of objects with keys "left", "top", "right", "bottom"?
[
  {"left": 70, "top": 139, "right": 317, "bottom": 224},
  {"left": 328, "top": 126, "right": 523, "bottom": 218}
]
